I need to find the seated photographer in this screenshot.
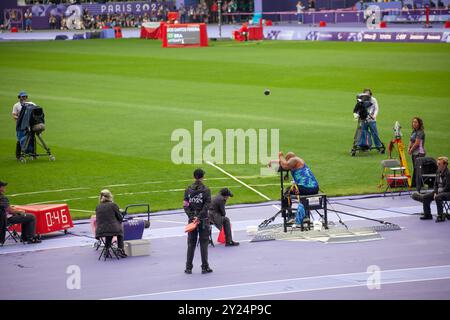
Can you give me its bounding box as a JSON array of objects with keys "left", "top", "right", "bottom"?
[
  {"left": 209, "top": 188, "right": 239, "bottom": 247},
  {"left": 95, "top": 189, "right": 127, "bottom": 257},
  {"left": 412, "top": 157, "right": 450, "bottom": 222},
  {"left": 278, "top": 151, "right": 319, "bottom": 225},
  {"left": 0, "top": 181, "right": 41, "bottom": 245}
]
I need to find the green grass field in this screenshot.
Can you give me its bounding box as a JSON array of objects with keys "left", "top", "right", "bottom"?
[{"left": 1, "top": 39, "right": 449, "bottom": 219}]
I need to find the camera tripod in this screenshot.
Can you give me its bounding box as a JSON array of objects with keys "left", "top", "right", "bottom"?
[{"left": 18, "top": 130, "right": 55, "bottom": 163}]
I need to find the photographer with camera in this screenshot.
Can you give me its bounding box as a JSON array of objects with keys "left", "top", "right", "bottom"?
[
  {"left": 363, "top": 88, "right": 384, "bottom": 153},
  {"left": 12, "top": 91, "right": 36, "bottom": 159},
  {"left": 183, "top": 168, "right": 213, "bottom": 274},
  {"left": 353, "top": 92, "right": 372, "bottom": 149},
  {"left": 352, "top": 89, "right": 384, "bottom": 153}
]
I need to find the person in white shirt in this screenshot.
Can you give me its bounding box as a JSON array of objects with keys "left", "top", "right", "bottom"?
[
  {"left": 24, "top": 9, "right": 32, "bottom": 32},
  {"left": 12, "top": 91, "right": 36, "bottom": 159},
  {"left": 363, "top": 88, "right": 385, "bottom": 153},
  {"left": 296, "top": 1, "right": 305, "bottom": 24}
]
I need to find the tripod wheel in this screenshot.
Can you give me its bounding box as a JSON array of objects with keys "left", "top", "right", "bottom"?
[
  {"left": 49, "top": 156, "right": 55, "bottom": 161},
  {"left": 19, "top": 157, "right": 26, "bottom": 163}
]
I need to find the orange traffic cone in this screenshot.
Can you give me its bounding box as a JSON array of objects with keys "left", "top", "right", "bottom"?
[{"left": 217, "top": 226, "right": 226, "bottom": 244}]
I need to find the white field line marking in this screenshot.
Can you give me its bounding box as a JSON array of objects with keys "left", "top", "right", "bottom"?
[
  {"left": 11, "top": 176, "right": 276, "bottom": 197},
  {"left": 103, "top": 265, "right": 450, "bottom": 300},
  {"left": 206, "top": 161, "right": 281, "bottom": 211},
  {"left": 104, "top": 177, "right": 229, "bottom": 188},
  {"left": 104, "top": 176, "right": 274, "bottom": 187},
  {"left": 29, "top": 197, "right": 88, "bottom": 204},
  {"left": 26, "top": 184, "right": 279, "bottom": 205},
  {"left": 9, "top": 187, "right": 89, "bottom": 197},
  {"left": 70, "top": 209, "right": 95, "bottom": 213},
  {"left": 215, "top": 277, "right": 450, "bottom": 300},
  {"left": 0, "top": 90, "right": 346, "bottom": 129}
]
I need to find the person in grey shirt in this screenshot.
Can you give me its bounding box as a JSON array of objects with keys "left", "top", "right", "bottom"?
[{"left": 209, "top": 188, "right": 239, "bottom": 247}]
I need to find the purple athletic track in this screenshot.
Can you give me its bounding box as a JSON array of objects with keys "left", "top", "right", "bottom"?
[{"left": 1, "top": 193, "right": 450, "bottom": 300}]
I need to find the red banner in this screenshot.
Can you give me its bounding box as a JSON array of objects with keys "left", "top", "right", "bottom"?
[{"left": 140, "top": 22, "right": 163, "bottom": 39}]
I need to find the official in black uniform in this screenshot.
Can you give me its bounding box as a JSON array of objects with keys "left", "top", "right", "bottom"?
[
  {"left": 184, "top": 168, "right": 212, "bottom": 274},
  {"left": 209, "top": 188, "right": 239, "bottom": 246}
]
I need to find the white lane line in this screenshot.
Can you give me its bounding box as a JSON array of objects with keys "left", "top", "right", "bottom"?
[
  {"left": 104, "top": 177, "right": 229, "bottom": 188},
  {"left": 0, "top": 90, "right": 345, "bottom": 130},
  {"left": 206, "top": 162, "right": 272, "bottom": 201},
  {"left": 104, "top": 176, "right": 274, "bottom": 188},
  {"left": 70, "top": 209, "right": 95, "bottom": 213},
  {"left": 206, "top": 161, "right": 281, "bottom": 211},
  {"left": 9, "top": 187, "right": 89, "bottom": 197},
  {"left": 24, "top": 184, "right": 279, "bottom": 205},
  {"left": 216, "top": 277, "right": 450, "bottom": 300},
  {"left": 29, "top": 197, "right": 87, "bottom": 204},
  {"left": 103, "top": 265, "right": 450, "bottom": 300},
  {"left": 10, "top": 176, "right": 276, "bottom": 197}
]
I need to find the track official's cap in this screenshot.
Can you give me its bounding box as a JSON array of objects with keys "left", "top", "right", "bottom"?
[
  {"left": 193, "top": 168, "right": 205, "bottom": 180},
  {"left": 220, "top": 188, "right": 233, "bottom": 197},
  {"left": 0, "top": 181, "right": 8, "bottom": 187}
]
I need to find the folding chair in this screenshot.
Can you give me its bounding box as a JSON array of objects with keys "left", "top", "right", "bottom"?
[
  {"left": 97, "top": 236, "right": 120, "bottom": 261},
  {"left": 4, "top": 223, "right": 23, "bottom": 245},
  {"left": 381, "top": 159, "right": 410, "bottom": 197},
  {"left": 444, "top": 201, "right": 450, "bottom": 220}
]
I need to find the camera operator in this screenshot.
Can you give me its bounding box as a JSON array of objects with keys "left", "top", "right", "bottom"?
[
  {"left": 353, "top": 92, "right": 372, "bottom": 148},
  {"left": 209, "top": 188, "right": 239, "bottom": 247},
  {"left": 12, "top": 91, "right": 36, "bottom": 159},
  {"left": 183, "top": 168, "right": 213, "bottom": 274},
  {"left": 0, "top": 181, "right": 41, "bottom": 245},
  {"left": 363, "top": 88, "right": 384, "bottom": 153}
]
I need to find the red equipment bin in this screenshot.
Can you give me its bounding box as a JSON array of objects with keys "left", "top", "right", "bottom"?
[{"left": 11, "top": 204, "right": 73, "bottom": 236}]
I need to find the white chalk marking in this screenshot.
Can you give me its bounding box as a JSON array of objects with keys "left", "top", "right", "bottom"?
[
  {"left": 9, "top": 187, "right": 89, "bottom": 197},
  {"left": 24, "top": 184, "right": 279, "bottom": 206},
  {"left": 206, "top": 161, "right": 280, "bottom": 210}
]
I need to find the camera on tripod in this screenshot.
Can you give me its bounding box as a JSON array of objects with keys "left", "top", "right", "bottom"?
[
  {"left": 356, "top": 93, "right": 371, "bottom": 103},
  {"left": 354, "top": 93, "right": 373, "bottom": 121}
]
